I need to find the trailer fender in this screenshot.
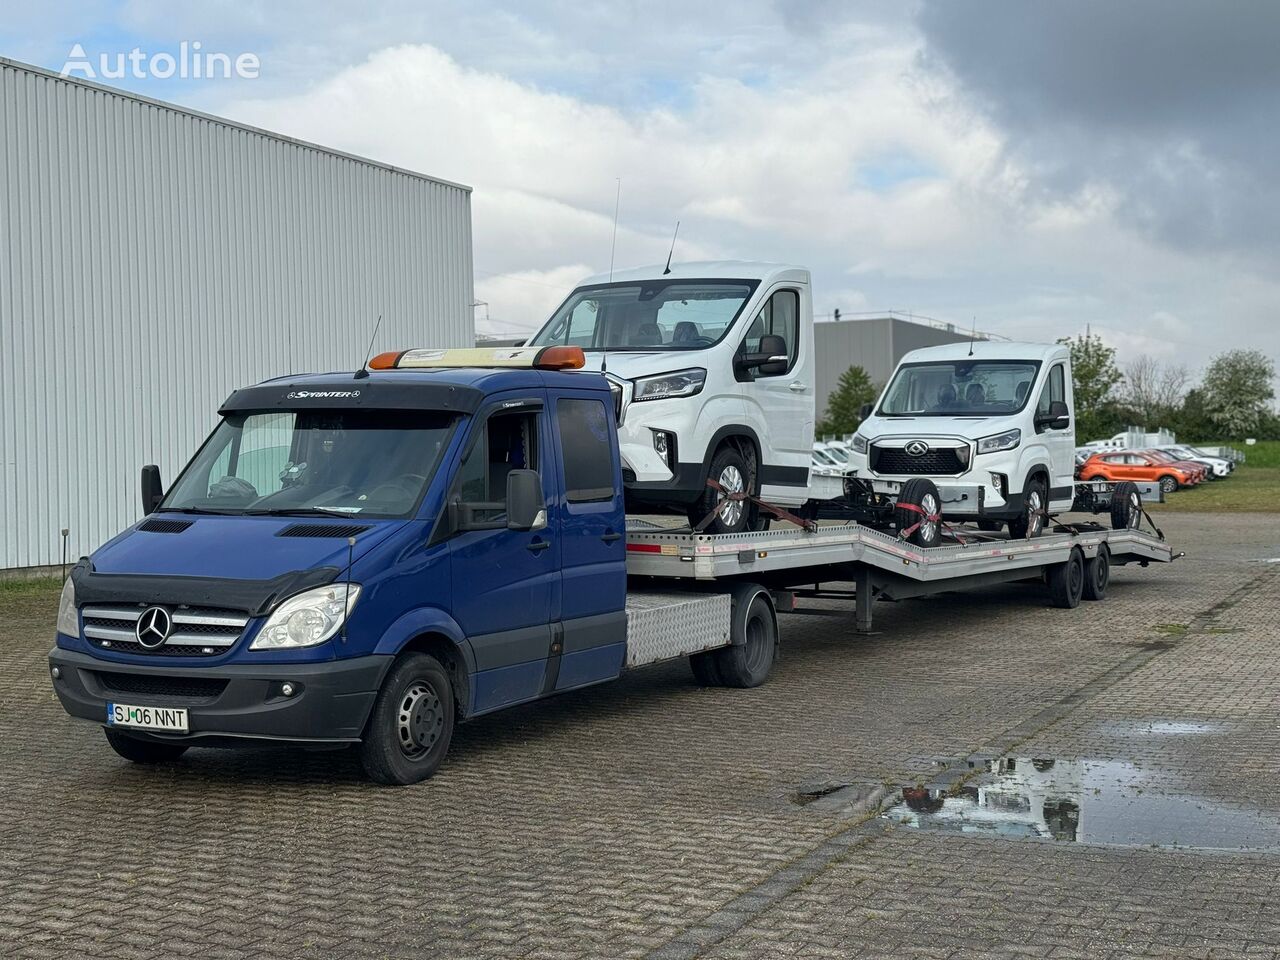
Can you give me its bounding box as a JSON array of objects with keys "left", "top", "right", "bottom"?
[{"left": 727, "top": 582, "right": 776, "bottom": 648}]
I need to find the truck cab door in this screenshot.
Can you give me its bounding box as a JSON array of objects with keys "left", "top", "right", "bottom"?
[
  {"left": 547, "top": 391, "right": 627, "bottom": 690},
  {"left": 1034, "top": 361, "right": 1075, "bottom": 507},
  {"left": 447, "top": 396, "right": 559, "bottom": 714},
  {"left": 735, "top": 287, "right": 814, "bottom": 500}
]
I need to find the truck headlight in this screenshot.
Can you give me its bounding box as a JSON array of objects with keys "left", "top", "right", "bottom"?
[
  {"left": 977, "top": 429, "right": 1021, "bottom": 455},
  {"left": 56, "top": 579, "right": 78, "bottom": 637},
  {"left": 631, "top": 368, "right": 706, "bottom": 402},
  {"left": 251, "top": 583, "right": 361, "bottom": 650},
  {"left": 851, "top": 433, "right": 869, "bottom": 454}
]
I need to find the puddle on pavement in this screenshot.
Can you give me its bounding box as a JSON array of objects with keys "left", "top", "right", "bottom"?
[{"left": 883, "top": 756, "right": 1280, "bottom": 852}]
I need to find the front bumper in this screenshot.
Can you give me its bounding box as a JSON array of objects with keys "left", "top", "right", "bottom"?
[{"left": 48, "top": 647, "right": 392, "bottom": 744}]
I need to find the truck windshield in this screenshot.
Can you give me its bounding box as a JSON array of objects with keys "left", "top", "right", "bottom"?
[
  {"left": 879, "top": 360, "right": 1042, "bottom": 416},
  {"left": 161, "top": 409, "right": 457, "bottom": 518},
  {"left": 529, "top": 279, "right": 759, "bottom": 351}
]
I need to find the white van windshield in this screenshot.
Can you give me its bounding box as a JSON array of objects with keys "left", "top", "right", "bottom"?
[
  {"left": 879, "top": 360, "right": 1042, "bottom": 416},
  {"left": 529, "top": 279, "right": 759, "bottom": 351}
]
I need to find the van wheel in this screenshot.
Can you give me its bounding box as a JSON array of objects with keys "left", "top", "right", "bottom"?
[
  {"left": 689, "top": 650, "right": 723, "bottom": 686},
  {"left": 894, "top": 478, "right": 943, "bottom": 548},
  {"left": 1083, "top": 545, "right": 1109, "bottom": 601},
  {"left": 688, "top": 446, "right": 754, "bottom": 535},
  {"left": 103, "top": 729, "right": 188, "bottom": 764},
  {"left": 1008, "top": 476, "right": 1047, "bottom": 539},
  {"left": 1047, "top": 547, "right": 1085, "bottom": 609},
  {"left": 1110, "top": 481, "right": 1142, "bottom": 530},
  {"left": 713, "top": 591, "right": 777, "bottom": 688},
  {"left": 360, "top": 652, "right": 454, "bottom": 785},
  {"left": 1158, "top": 474, "right": 1179, "bottom": 494}
]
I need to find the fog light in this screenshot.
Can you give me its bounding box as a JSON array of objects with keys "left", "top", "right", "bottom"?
[
  {"left": 51, "top": 666, "right": 61, "bottom": 680},
  {"left": 652, "top": 430, "right": 675, "bottom": 468},
  {"left": 281, "top": 682, "right": 297, "bottom": 697},
  {"left": 990, "top": 473, "right": 1004, "bottom": 492}
]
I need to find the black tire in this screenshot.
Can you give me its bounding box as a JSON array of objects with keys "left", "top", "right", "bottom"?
[
  {"left": 1047, "top": 547, "right": 1085, "bottom": 609},
  {"left": 1158, "top": 474, "right": 1179, "bottom": 494},
  {"left": 1008, "top": 475, "right": 1048, "bottom": 540},
  {"left": 1082, "top": 545, "right": 1109, "bottom": 601},
  {"left": 976, "top": 519, "right": 1003, "bottom": 532},
  {"left": 894, "top": 478, "right": 943, "bottom": 548},
  {"left": 712, "top": 591, "right": 777, "bottom": 688},
  {"left": 689, "top": 649, "right": 723, "bottom": 686},
  {"left": 687, "top": 445, "right": 755, "bottom": 535},
  {"left": 359, "top": 652, "right": 455, "bottom": 785},
  {"left": 1109, "top": 481, "right": 1142, "bottom": 531},
  {"left": 103, "top": 728, "right": 188, "bottom": 764}
]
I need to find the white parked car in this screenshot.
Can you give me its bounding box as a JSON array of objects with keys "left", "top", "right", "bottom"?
[
  {"left": 1158, "top": 445, "right": 1233, "bottom": 477},
  {"left": 528, "top": 261, "right": 817, "bottom": 533},
  {"left": 845, "top": 341, "right": 1077, "bottom": 538}
]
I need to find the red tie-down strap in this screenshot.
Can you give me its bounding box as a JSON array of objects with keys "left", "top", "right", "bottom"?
[
  {"left": 697, "top": 478, "right": 818, "bottom": 532},
  {"left": 894, "top": 499, "right": 970, "bottom": 545}
]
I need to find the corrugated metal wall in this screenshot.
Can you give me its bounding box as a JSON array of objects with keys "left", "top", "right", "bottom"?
[{"left": 0, "top": 59, "right": 474, "bottom": 570}]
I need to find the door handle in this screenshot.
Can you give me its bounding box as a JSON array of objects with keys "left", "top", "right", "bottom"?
[
  {"left": 601, "top": 531, "right": 622, "bottom": 543},
  {"left": 526, "top": 538, "right": 551, "bottom": 553},
  {"left": 789, "top": 382, "right": 807, "bottom": 392}
]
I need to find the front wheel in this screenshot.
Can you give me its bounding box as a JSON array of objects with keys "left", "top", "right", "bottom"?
[
  {"left": 1110, "top": 481, "right": 1142, "bottom": 531},
  {"left": 360, "top": 652, "right": 455, "bottom": 785},
  {"left": 103, "top": 728, "right": 188, "bottom": 764},
  {"left": 1158, "top": 474, "right": 1179, "bottom": 494},
  {"left": 688, "top": 446, "right": 755, "bottom": 535},
  {"left": 894, "top": 478, "right": 943, "bottom": 548},
  {"left": 1008, "top": 476, "right": 1047, "bottom": 539}
]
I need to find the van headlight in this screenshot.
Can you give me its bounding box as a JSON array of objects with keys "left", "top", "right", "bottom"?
[
  {"left": 251, "top": 583, "right": 361, "bottom": 650},
  {"left": 631, "top": 368, "right": 706, "bottom": 401},
  {"left": 56, "top": 579, "right": 79, "bottom": 637},
  {"left": 977, "top": 429, "right": 1021, "bottom": 455},
  {"left": 851, "top": 433, "right": 869, "bottom": 454}
]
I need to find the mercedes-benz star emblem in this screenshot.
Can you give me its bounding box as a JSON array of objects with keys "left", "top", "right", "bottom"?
[
  {"left": 905, "top": 440, "right": 930, "bottom": 457},
  {"left": 135, "top": 606, "right": 172, "bottom": 648}
]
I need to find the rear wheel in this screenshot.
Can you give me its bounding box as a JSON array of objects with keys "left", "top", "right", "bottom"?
[
  {"left": 1008, "top": 475, "right": 1048, "bottom": 540},
  {"left": 688, "top": 446, "right": 755, "bottom": 535},
  {"left": 360, "top": 652, "right": 454, "bottom": 785},
  {"left": 689, "top": 649, "right": 722, "bottom": 686},
  {"left": 1047, "top": 547, "right": 1085, "bottom": 609},
  {"left": 103, "top": 729, "right": 188, "bottom": 764},
  {"left": 1083, "top": 545, "right": 1110, "bottom": 601},
  {"left": 1110, "top": 481, "right": 1142, "bottom": 531},
  {"left": 894, "top": 478, "right": 943, "bottom": 548},
  {"left": 712, "top": 592, "right": 777, "bottom": 688},
  {"left": 1158, "top": 474, "right": 1179, "bottom": 494}
]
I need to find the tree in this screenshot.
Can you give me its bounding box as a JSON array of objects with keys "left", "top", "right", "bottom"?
[
  {"left": 818, "top": 365, "right": 877, "bottom": 436},
  {"left": 1200, "top": 349, "right": 1276, "bottom": 437},
  {"left": 1057, "top": 333, "right": 1123, "bottom": 442},
  {"left": 1121, "top": 355, "right": 1190, "bottom": 427}
]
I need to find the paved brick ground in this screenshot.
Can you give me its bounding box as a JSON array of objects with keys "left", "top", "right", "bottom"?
[{"left": 1, "top": 512, "right": 1277, "bottom": 958}]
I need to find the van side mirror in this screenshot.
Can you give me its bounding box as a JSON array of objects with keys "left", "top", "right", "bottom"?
[
  {"left": 858, "top": 402, "right": 873, "bottom": 421},
  {"left": 140, "top": 465, "right": 164, "bottom": 515},
  {"left": 1035, "top": 400, "right": 1070, "bottom": 431},
  {"left": 735, "top": 334, "right": 789, "bottom": 377},
  {"left": 505, "top": 469, "right": 547, "bottom": 531}
]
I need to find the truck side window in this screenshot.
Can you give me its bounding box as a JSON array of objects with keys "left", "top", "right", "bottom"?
[
  {"left": 739, "top": 289, "right": 799, "bottom": 375},
  {"left": 456, "top": 410, "right": 539, "bottom": 521},
  {"left": 1036, "top": 364, "right": 1066, "bottom": 417},
  {"left": 556, "top": 399, "right": 614, "bottom": 503}
]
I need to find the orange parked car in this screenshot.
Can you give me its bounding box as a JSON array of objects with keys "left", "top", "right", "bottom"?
[{"left": 1078, "top": 450, "right": 1200, "bottom": 494}]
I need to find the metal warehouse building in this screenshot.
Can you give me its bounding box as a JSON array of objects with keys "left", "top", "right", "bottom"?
[{"left": 0, "top": 58, "right": 474, "bottom": 572}]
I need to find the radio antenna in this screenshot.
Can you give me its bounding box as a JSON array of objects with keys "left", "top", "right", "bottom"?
[
  {"left": 354, "top": 314, "right": 384, "bottom": 379},
  {"left": 662, "top": 220, "right": 680, "bottom": 275},
  {"left": 608, "top": 179, "right": 621, "bottom": 281},
  {"left": 967, "top": 316, "right": 977, "bottom": 357}
]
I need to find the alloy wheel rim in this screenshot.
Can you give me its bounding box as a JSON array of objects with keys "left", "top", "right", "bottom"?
[
  {"left": 717, "top": 465, "right": 745, "bottom": 527},
  {"left": 919, "top": 492, "right": 939, "bottom": 542},
  {"left": 1127, "top": 492, "right": 1141, "bottom": 528},
  {"left": 1028, "top": 490, "right": 1043, "bottom": 536}
]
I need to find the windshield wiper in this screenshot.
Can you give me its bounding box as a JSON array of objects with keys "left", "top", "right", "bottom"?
[
  {"left": 243, "top": 506, "right": 361, "bottom": 518},
  {"left": 155, "top": 506, "right": 241, "bottom": 515}
]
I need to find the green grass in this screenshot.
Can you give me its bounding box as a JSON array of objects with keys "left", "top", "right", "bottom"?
[
  {"left": 1148, "top": 441, "right": 1280, "bottom": 513},
  {"left": 0, "top": 576, "right": 62, "bottom": 595}
]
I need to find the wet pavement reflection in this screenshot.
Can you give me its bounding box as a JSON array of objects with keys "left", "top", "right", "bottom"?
[{"left": 883, "top": 756, "right": 1280, "bottom": 851}]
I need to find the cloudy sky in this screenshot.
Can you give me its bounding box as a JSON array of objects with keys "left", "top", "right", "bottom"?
[{"left": 6, "top": 1, "right": 1277, "bottom": 377}]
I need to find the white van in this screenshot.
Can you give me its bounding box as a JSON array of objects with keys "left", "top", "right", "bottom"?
[
  {"left": 527, "top": 262, "right": 817, "bottom": 532},
  {"left": 845, "top": 341, "right": 1077, "bottom": 537}
]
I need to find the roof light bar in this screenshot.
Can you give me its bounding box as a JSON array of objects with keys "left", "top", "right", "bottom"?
[{"left": 369, "top": 346, "right": 586, "bottom": 371}]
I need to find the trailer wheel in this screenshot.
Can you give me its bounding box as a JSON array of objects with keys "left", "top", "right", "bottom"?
[
  {"left": 1083, "top": 545, "right": 1110, "bottom": 601},
  {"left": 359, "top": 652, "right": 455, "bottom": 785},
  {"left": 894, "top": 478, "right": 943, "bottom": 548},
  {"left": 103, "top": 729, "right": 188, "bottom": 764},
  {"left": 714, "top": 589, "right": 777, "bottom": 688},
  {"left": 1110, "top": 481, "right": 1142, "bottom": 530},
  {"left": 1047, "top": 547, "right": 1085, "bottom": 609}
]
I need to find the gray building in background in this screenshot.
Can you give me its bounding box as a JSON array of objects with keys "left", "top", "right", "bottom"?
[
  {"left": 814, "top": 314, "right": 979, "bottom": 425},
  {"left": 0, "top": 58, "right": 474, "bottom": 571}
]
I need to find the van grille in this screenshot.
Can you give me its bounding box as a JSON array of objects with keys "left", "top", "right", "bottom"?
[
  {"left": 870, "top": 444, "right": 969, "bottom": 476},
  {"left": 95, "top": 672, "right": 228, "bottom": 701},
  {"left": 81, "top": 604, "right": 248, "bottom": 657}
]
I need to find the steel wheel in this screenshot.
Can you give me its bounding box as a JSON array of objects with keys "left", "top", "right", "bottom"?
[
  {"left": 716, "top": 464, "right": 745, "bottom": 528},
  {"left": 397, "top": 680, "right": 445, "bottom": 760}
]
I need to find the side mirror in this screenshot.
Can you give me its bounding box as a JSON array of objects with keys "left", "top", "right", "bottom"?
[
  {"left": 735, "top": 334, "right": 789, "bottom": 377},
  {"left": 140, "top": 465, "right": 164, "bottom": 515},
  {"left": 858, "top": 402, "right": 873, "bottom": 421},
  {"left": 1035, "top": 400, "right": 1070, "bottom": 431},
  {"left": 505, "top": 469, "right": 547, "bottom": 531}
]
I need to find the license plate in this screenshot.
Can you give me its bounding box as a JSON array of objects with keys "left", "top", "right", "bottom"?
[{"left": 106, "top": 702, "right": 188, "bottom": 733}]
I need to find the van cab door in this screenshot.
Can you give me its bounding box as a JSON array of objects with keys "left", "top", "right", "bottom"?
[
  {"left": 447, "top": 396, "right": 558, "bottom": 714},
  {"left": 547, "top": 391, "right": 627, "bottom": 690},
  {"left": 1034, "top": 361, "right": 1075, "bottom": 505},
  {"left": 735, "top": 287, "right": 814, "bottom": 499}
]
